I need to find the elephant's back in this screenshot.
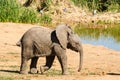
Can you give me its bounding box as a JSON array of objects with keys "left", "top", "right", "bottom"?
[
  {"left": 22, "top": 27, "right": 53, "bottom": 45},
  {"left": 23, "top": 27, "right": 52, "bottom": 37},
  {"left": 27, "top": 27, "right": 52, "bottom": 34}
]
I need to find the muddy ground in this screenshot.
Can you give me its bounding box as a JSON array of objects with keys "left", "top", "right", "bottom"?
[{"left": 0, "top": 23, "right": 120, "bottom": 80}]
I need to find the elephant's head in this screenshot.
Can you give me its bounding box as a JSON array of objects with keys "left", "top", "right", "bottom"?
[{"left": 55, "top": 23, "right": 83, "bottom": 72}]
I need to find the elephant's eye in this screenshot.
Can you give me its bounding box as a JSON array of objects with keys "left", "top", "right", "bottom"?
[
  {"left": 71, "top": 31, "right": 73, "bottom": 34},
  {"left": 68, "top": 26, "right": 71, "bottom": 29}
]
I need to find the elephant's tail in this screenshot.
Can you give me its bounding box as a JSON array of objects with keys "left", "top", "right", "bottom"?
[{"left": 16, "top": 41, "right": 21, "bottom": 47}]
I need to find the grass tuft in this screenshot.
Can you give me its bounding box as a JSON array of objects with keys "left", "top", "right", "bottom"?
[
  {"left": 0, "top": 76, "right": 14, "bottom": 80},
  {"left": 45, "top": 69, "right": 61, "bottom": 76}
]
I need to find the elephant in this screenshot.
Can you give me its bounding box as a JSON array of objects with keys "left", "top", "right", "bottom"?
[{"left": 16, "top": 23, "right": 83, "bottom": 75}]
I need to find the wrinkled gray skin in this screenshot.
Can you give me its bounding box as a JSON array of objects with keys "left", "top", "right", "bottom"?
[{"left": 17, "top": 24, "right": 83, "bottom": 75}]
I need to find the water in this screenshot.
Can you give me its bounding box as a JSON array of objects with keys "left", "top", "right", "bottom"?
[
  {"left": 74, "top": 24, "right": 120, "bottom": 51},
  {"left": 80, "top": 35, "right": 120, "bottom": 51}
]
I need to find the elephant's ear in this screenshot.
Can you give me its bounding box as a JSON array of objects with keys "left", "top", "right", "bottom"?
[{"left": 56, "top": 24, "right": 71, "bottom": 49}]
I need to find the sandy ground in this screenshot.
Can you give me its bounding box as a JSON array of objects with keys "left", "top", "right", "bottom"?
[{"left": 0, "top": 22, "right": 120, "bottom": 80}]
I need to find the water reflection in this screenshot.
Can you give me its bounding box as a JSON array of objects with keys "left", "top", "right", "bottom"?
[
  {"left": 74, "top": 24, "right": 120, "bottom": 51},
  {"left": 80, "top": 36, "right": 120, "bottom": 51}
]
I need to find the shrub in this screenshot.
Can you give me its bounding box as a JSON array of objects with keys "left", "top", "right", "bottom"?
[
  {"left": 0, "top": 0, "right": 20, "bottom": 22},
  {"left": 19, "top": 8, "right": 40, "bottom": 23},
  {"left": 0, "top": 0, "right": 52, "bottom": 24},
  {"left": 40, "top": 14, "right": 52, "bottom": 24},
  {"left": 71, "top": 0, "right": 120, "bottom": 12}
]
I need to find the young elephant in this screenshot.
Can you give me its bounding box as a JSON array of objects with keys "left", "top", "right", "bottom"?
[{"left": 17, "top": 24, "right": 83, "bottom": 75}]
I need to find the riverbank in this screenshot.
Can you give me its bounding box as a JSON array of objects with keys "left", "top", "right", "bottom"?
[
  {"left": 49, "top": 1, "right": 120, "bottom": 27},
  {"left": 18, "top": 0, "right": 120, "bottom": 28},
  {"left": 0, "top": 23, "right": 120, "bottom": 80}
]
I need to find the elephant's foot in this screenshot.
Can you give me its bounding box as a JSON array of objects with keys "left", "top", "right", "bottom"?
[
  {"left": 40, "top": 66, "right": 49, "bottom": 74},
  {"left": 62, "top": 71, "right": 70, "bottom": 75},
  {"left": 40, "top": 66, "right": 44, "bottom": 74},
  {"left": 20, "top": 70, "right": 28, "bottom": 74},
  {"left": 30, "top": 68, "right": 38, "bottom": 74}
]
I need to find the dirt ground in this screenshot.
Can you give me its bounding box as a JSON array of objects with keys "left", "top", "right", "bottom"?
[{"left": 0, "top": 22, "right": 120, "bottom": 80}]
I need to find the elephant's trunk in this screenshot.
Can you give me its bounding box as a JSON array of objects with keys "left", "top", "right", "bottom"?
[{"left": 78, "top": 46, "right": 83, "bottom": 72}]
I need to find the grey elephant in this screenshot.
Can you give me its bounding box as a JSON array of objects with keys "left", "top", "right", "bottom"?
[{"left": 17, "top": 24, "right": 83, "bottom": 75}]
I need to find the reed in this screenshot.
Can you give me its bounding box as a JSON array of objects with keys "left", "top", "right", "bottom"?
[{"left": 71, "top": 0, "right": 120, "bottom": 12}]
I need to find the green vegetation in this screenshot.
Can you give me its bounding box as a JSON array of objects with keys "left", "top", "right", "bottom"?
[
  {"left": 45, "top": 69, "right": 61, "bottom": 76},
  {"left": 19, "top": 8, "right": 40, "bottom": 23},
  {"left": 7, "top": 52, "right": 18, "bottom": 54},
  {"left": 9, "top": 65, "right": 19, "bottom": 68},
  {"left": 74, "top": 24, "right": 120, "bottom": 42},
  {"left": 0, "top": 0, "right": 20, "bottom": 22},
  {"left": 0, "top": 0, "right": 52, "bottom": 24},
  {"left": 45, "top": 68, "right": 74, "bottom": 76},
  {"left": 0, "top": 76, "right": 14, "bottom": 80},
  {"left": 0, "top": 0, "right": 119, "bottom": 25},
  {"left": 71, "top": 0, "right": 120, "bottom": 12},
  {"left": 40, "top": 14, "right": 52, "bottom": 24}
]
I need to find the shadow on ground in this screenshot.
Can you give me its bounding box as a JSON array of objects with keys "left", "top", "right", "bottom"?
[
  {"left": 107, "top": 73, "right": 120, "bottom": 76},
  {"left": 0, "top": 70, "right": 19, "bottom": 74}
]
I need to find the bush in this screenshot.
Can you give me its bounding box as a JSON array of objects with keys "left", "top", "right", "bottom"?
[
  {"left": 0, "top": 0, "right": 20, "bottom": 22},
  {"left": 0, "top": 0, "right": 52, "bottom": 24},
  {"left": 71, "top": 0, "right": 120, "bottom": 12},
  {"left": 19, "top": 8, "right": 40, "bottom": 23},
  {"left": 40, "top": 14, "right": 52, "bottom": 24}
]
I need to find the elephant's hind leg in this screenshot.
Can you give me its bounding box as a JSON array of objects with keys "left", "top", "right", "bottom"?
[
  {"left": 20, "top": 57, "right": 29, "bottom": 74},
  {"left": 40, "top": 55, "right": 55, "bottom": 74},
  {"left": 30, "top": 57, "right": 39, "bottom": 74},
  {"left": 20, "top": 46, "right": 33, "bottom": 74}
]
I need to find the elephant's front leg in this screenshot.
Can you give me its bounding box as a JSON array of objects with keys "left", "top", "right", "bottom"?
[
  {"left": 30, "top": 57, "right": 39, "bottom": 74},
  {"left": 57, "top": 53, "right": 69, "bottom": 75},
  {"left": 54, "top": 46, "right": 69, "bottom": 75},
  {"left": 40, "top": 55, "right": 55, "bottom": 74}
]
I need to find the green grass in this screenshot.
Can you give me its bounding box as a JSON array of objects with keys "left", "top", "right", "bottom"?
[
  {"left": 0, "top": 59, "right": 8, "bottom": 62},
  {"left": 7, "top": 52, "right": 18, "bottom": 54},
  {"left": 9, "top": 65, "right": 19, "bottom": 68},
  {"left": 40, "top": 14, "right": 52, "bottom": 24},
  {"left": 70, "top": 0, "right": 120, "bottom": 12},
  {"left": 0, "top": 0, "right": 52, "bottom": 24},
  {"left": 45, "top": 68, "right": 74, "bottom": 76},
  {"left": 45, "top": 69, "right": 61, "bottom": 76},
  {"left": 19, "top": 8, "right": 39, "bottom": 23},
  {"left": 0, "top": 76, "right": 15, "bottom": 80},
  {"left": 0, "top": 0, "right": 20, "bottom": 22}
]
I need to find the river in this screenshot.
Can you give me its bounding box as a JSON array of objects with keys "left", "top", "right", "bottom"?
[{"left": 74, "top": 24, "right": 120, "bottom": 51}]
